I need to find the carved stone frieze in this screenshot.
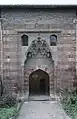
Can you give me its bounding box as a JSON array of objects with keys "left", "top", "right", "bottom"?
[{"left": 25, "top": 37, "right": 53, "bottom": 62}]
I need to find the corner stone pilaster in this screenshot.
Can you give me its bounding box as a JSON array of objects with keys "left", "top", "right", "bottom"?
[
  {"left": 0, "top": 20, "right": 3, "bottom": 89},
  {"left": 0, "top": 20, "right": 2, "bottom": 76},
  {"left": 76, "top": 23, "right": 77, "bottom": 76}
]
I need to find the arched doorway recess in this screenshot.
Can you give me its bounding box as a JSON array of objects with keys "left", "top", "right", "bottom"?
[
  {"left": 24, "top": 37, "right": 54, "bottom": 97},
  {"left": 29, "top": 69, "right": 49, "bottom": 95}
]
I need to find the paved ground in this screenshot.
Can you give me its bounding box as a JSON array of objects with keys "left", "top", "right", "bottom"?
[{"left": 17, "top": 96, "right": 71, "bottom": 119}]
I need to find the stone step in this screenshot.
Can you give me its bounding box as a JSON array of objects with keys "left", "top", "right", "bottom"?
[{"left": 27, "top": 95, "right": 57, "bottom": 101}]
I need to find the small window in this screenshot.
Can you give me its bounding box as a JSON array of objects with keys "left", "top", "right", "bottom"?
[
  {"left": 50, "top": 35, "right": 57, "bottom": 46},
  {"left": 21, "top": 35, "right": 28, "bottom": 46}
]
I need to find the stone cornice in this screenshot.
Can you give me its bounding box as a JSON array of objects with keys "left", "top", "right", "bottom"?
[
  {"left": 3, "top": 29, "right": 61, "bottom": 35},
  {"left": 17, "top": 30, "right": 61, "bottom": 34}
]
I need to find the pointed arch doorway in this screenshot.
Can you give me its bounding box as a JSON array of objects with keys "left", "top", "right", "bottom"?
[
  {"left": 29, "top": 69, "right": 49, "bottom": 96},
  {"left": 24, "top": 37, "right": 54, "bottom": 97}
]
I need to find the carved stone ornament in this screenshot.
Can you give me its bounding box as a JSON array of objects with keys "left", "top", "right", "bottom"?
[{"left": 26, "top": 37, "right": 53, "bottom": 61}]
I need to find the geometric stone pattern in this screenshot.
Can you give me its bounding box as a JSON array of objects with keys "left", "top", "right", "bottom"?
[{"left": 25, "top": 37, "right": 53, "bottom": 61}]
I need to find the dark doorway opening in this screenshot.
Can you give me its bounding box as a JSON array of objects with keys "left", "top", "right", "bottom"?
[
  {"left": 40, "top": 79, "right": 46, "bottom": 94},
  {"left": 29, "top": 69, "right": 49, "bottom": 96}
]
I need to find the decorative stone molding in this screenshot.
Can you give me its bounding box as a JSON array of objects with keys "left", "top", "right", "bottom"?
[
  {"left": 24, "top": 67, "right": 54, "bottom": 97},
  {"left": 17, "top": 30, "right": 61, "bottom": 33},
  {"left": 25, "top": 37, "right": 53, "bottom": 62}
]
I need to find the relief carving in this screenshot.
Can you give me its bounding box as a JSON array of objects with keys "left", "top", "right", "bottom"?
[{"left": 26, "top": 37, "right": 53, "bottom": 62}]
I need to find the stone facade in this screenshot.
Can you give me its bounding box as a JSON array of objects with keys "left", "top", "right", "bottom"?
[{"left": 0, "top": 6, "right": 76, "bottom": 98}]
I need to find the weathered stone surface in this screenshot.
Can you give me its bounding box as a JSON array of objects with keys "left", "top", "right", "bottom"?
[
  {"left": 17, "top": 99, "right": 71, "bottom": 119},
  {"left": 0, "top": 8, "right": 76, "bottom": 97}
]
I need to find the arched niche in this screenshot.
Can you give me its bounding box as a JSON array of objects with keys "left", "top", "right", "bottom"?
[{"left": 21, "top": 34, "right": 28, "bottom": 46}]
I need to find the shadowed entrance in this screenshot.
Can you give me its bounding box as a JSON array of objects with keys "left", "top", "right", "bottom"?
[{"left": 29, "top": 69, "right": 49, "bottom": 95}]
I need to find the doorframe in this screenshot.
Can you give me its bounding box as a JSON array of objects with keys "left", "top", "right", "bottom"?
[
  {"left": 29, "top": 69, "right": 50, "bottom": 96},
  {"left": 24, "top": 67, "right": 54, "bottom": 98}
]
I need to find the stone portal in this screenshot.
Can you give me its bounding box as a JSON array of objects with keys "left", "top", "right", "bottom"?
[
  {"left": 29, "top": 69, "right": 49, "bottom": 95},
  {"left": 24, "top": 37, "right": 54, "bottom": 97}
]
